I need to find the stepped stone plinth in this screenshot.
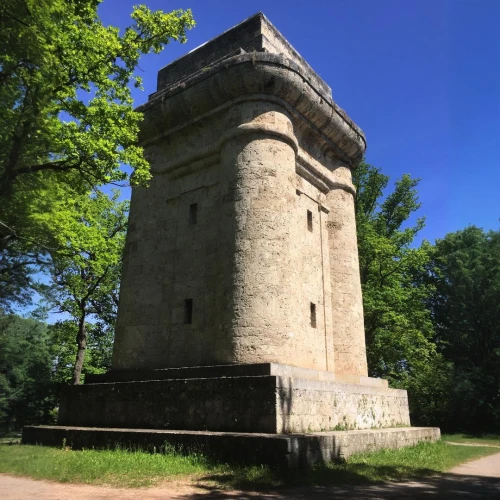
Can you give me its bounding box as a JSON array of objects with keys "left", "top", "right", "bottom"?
[
  {"left": 58, "top": 364, "right": 409, "bottom": 433},
  {"left": 23, "top": 12, "right": 440, "bottom": 466}
]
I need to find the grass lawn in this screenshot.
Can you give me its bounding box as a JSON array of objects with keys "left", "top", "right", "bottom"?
[
  {"left": 442, "top": 433, "right": 500, "bottom": 447},
  {"left": 1, "top": 439, "right": 499, "bottom": 489}
]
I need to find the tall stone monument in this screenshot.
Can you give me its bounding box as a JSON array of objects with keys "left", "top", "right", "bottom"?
[{"left": 24, "top": 13, "right": 439, "bottom": 466}]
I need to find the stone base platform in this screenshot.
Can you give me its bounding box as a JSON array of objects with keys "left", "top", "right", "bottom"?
[
  {"left": 58, "top": 363, "right": 410, "bottom": 433},
  {"left": 22, "top": 364, "right": 440, "bottom": 467},
  {"left": 84, "top": 362, "right": 389, "bottom": 387},
  {"left": 22, "top": 425, "right": 441, "bottom": 468}
]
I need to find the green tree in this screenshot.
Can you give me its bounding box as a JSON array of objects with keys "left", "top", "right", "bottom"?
[
  {"left": 354, "top": 162, "right": 451, "bottom": 425},
  {"left": 0, "top": 241, "right": 38, "bottom": 312},
  {"left": 0, "top": 313, "right": 54, "bottom": 429},
  {"left": 429, "top": 226, "right": 500, "bottom": 431},
  {"left": 0, "top": 0, "right": 194, "bottom": 193},
  {"left": 40, "top": 190, "right": 128, "bottom": 384},
  {"left": 0, "top": 176, "right": 59, "bottom": 311},
  {"left": 0, "top": 0, "right": 194, "bottom": 309},
  {"left": 48, "top": 320, "right": 113, "bottom": 384}
]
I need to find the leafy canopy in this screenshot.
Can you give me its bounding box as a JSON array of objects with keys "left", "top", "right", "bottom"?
[
  {"left": 0, "top": 0, "right": 194, "bottom": 311},
  {"left": 354, "top": 162, "right": 435, "bottom": 377},
  {"left": 353, "top": 162, "right": 451, "bottom": 425},
  {"left": 39, "top": 190, "right": 128, "bottom": 318},
  {"left": 0, "top": 313, "right": 114, "bottom": 428},
  {"left": 38, "top": 190, "right": 128, "bottom": 384},
  {"left": 0, "top": 313, "right": 54, "bottom": 428},
  {"left": 0, "top": 0, "right": 194, "bottom": 192},
  {"left": 428, "top": 226, "right": 500, "bottom": 430},
  {"left": 48, "top": 320, "right": 114, "bottom": 384}
]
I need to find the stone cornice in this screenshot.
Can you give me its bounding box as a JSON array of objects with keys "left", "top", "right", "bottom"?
[
  {"left": 138, "top": 52, "right": 366, "bottom": 168},
  {"left": 296, "top": 151, "right": 356, "bottom": 196},
  {"left": 151, "top": 137, "right": 355, "bottom": 197}
]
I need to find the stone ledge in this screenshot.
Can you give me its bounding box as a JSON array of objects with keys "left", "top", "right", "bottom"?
[
  {"left": 85, "top": 362, "right": 387, "bottom": 387},
  {"left": 22, "top": 426, "right": 441, "bottom": 468}
]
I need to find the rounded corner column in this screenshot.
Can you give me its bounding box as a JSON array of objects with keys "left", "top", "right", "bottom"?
[
  {"left": 325, "top": 170, "right": 368, "bottom": 378},
  {"left": 217, "top": 100, "right": 301, "bottom": 365}
]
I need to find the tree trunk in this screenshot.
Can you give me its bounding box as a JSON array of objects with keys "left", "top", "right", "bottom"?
[{"left": 72, "top": 311, "right": 87, "bottom": 385}]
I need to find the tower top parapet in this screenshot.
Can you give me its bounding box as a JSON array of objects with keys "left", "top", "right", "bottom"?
[{"left": 156, "top": 12, "right": 331, "bottom": 98}]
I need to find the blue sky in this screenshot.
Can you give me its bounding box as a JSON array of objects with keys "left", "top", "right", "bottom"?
[{"left": 98, "top": 0, "right": 499, "bottom": 245}]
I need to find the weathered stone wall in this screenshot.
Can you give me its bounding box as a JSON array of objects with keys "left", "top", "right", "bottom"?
[
  {"left": 276, "top": 378, "right": 410, "bottom": 433},
  {"left": 326, "top": 179, "right": 368, "bottom": 377},
  {"left": 219, "top": 102, "right": 331, "bottom": 369},
  {"left": 112, "top": 12, "right": 369, "bottom": 378},
  {"left": 113, "top": 102, "right": 333, "bottom": 370},
  {"left": 58, "top": 376, "right": 278, "bottom": 433},
  {"left": 85, "top": 362, "right": 383, "bottom": 384},
  {"left": 113, "top": 157, "right": 226, "bottom": 368},
  {"left": 57, "top": 369, "right": 409, "bottom": 434}
]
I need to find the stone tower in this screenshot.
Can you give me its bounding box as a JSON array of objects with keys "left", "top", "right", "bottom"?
[
  {"left": 112, "top": 12, "right": 368, "bottom": 379},
  {"left": 24, "top": 13, "right": 439, "bottom": 466}
]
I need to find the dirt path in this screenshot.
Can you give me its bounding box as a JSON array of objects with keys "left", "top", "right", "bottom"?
[
  {"left": 444, "top": 441, "right": 500, "bottom": 448},
  {"left": 0, "top": 474, "right": 206, "bottom": 500},
  {"left": 1, "top": 452, "right": 500, "bottom": 499},
  {"left": 449, "top": 451, "right": 500, "bottom": 477}
]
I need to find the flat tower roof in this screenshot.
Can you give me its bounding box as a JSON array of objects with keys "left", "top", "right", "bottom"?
[{"left": 156, "top": 12, "right": 332, "bottom": 98}]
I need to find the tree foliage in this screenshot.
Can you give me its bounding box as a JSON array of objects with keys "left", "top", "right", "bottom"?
[
  {"left": 354, "top": 162, "right": 451, "bottom": 425},
  {"left": 354, "top": 163, "right": 434, "bottom": 375},
  {"left": 0, "top": 313, "right": 54, "bottom": 429},
  {"left": 0, "top": 314, "right": 114, "bottom": 429},
  {"left": 39, "top": 190, "right": 128, "bottom": 384},
  {"left": 0, "top": 0, "right": 194, "bottom": 193},
  {"left": 0, "top": 0, "right": 194, "bottom": 311},
  {"left": 0, "top": 241, "right": 38, "bottom": 312},
  {"left": 48, "top": 320, "right": 113, "bottom": 384},
  {"left": 428, "top": 226, "right": 500, "bottom": 431}
]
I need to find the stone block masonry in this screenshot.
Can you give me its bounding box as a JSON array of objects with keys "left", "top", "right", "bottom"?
[
  {"left": 22, "top": 12, "right": 440, "bottom": 466},
  {"left": 59, "top": 363, "right": 409, "bottom": 434},
  {"left": 112, "top": 11, "right": 368, "bottom": 378}
]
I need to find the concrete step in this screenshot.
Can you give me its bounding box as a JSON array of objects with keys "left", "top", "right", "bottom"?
[{"left": 22, "top": 425, "right": 440, "bottom": 468}]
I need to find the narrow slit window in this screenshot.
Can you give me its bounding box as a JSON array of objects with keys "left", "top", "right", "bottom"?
[
  {"left": 310, "top": 302, "right": 317, "bottom": 328},
  {"left": 189, "top": 203, "right": 198, "bottom": 225},
  {"left": 184, "top": 299, "right": 193, "bottom": 324},
  {"left": 307, "top": 210, "right": 313, "bottom": 232}
]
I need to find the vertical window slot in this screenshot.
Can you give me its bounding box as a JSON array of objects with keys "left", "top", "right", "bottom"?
[
  {"left": 307, "top": 210, "right": 313, "bottom": 232},
  {"left": 189, "top": 203, "right": 198, "bottom": 225},
  {"left": 184, "top": 299, "right": 193, "bottom": 324},
  {"left": 310, "top": 302, "right": 317, "bottom": 328}
]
